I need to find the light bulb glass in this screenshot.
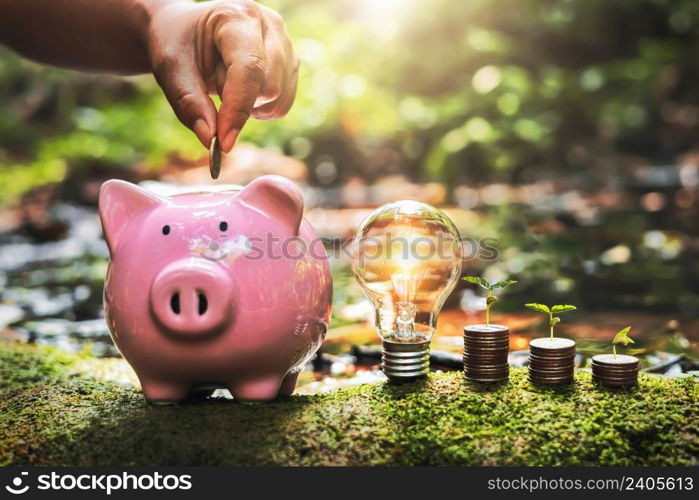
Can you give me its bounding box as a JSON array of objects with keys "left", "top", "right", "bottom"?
[{"left": 351, "top": 201, "right": 462, "bottom": 379}]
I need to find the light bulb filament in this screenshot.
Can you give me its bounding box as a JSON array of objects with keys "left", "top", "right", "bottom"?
[
  {"left": 395, "top": 301, "right": 417, "bottom": 340},
  {"left": 391, "top": 270, "right": 423, "bottom": 304}
]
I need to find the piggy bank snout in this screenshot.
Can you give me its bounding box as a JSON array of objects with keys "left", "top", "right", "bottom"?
[{"left": 150, "top": 259, "right": 233, "bottom": 338}]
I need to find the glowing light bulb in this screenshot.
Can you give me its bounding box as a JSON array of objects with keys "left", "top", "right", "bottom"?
[{"left": 351, "top": 201, "right": 463, "bottom": 381}]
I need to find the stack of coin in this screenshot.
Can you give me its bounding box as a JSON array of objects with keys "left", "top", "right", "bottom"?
[
  {"left": 591, "top": 354, "right": 639, "bottom": 387},
  {"left": 528, "top": 337, "right": 576, "bottom": 385},
  {"left": 463, "top": 324, "right": 509, "bottom": 383}
]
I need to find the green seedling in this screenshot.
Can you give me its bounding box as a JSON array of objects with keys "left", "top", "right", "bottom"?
[
  {"left": 462, "top": 277, "right": 517, "bottom": 326},
  {"left": 612, "top": 326, "right": 634, "bottom": 358},
  {"left": 525, "top": 303, "right": 577, "bottom": 339}
]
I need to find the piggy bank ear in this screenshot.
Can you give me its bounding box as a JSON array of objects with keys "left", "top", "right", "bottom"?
[
  {"left": 238, "top": 175, "right": 303, "bottom": 235},
  {"left": 99, "top": 180, "right": 163, "bottom": 254}
]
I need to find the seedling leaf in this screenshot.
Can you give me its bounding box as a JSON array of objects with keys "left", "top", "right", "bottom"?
[
  {"left": 491, "top": 280, "right": 518, "bottom": 290},
  {"left": 550, "top": 316, "right": 561, "bottom": 327},
  {"left": 613, "top": 326, "right": 634, "bottom": 346},
  {"left": 551, "top": 305, "right": 577, "bottom": 314},
  {"left": 525, "top": 303, "right": 550, "bottom": 314},
  {"left": 486, "top": 295, "right": 498, "bottom": 305},
  {"left": 462, "top": 276, "right": 490, "bottom": 289}
]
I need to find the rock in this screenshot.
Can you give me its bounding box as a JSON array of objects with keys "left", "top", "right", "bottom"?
[
  {"left": 0, "top": 304, "right": 24, "bottom": 328},
  {"left": 1, "top": 341, "right": 697, "bottom": 466}
]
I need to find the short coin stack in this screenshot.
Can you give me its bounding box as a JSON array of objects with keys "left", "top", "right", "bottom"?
[
  {"left": 528, "top": 337, "right": 576, "bottom": 385},
  {"left": 463, "top": 324, "right": 509, "bottom": 383},
  {"left": 591, "top": 354, "right": 639, "bottom": 387}
]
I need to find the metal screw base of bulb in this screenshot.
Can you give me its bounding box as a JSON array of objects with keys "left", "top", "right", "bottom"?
[{"left": 382, "top": 339, "right": 430, "bottom": 382}]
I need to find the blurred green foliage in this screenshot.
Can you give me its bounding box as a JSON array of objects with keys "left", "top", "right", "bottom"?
[{"left": 3, "top": 0, "right": 699, "bottom": 202}]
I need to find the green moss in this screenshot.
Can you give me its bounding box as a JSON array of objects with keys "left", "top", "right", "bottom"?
[
  {"left": 0, "top": 342, "right": 79, "bottom": 391},
  {"left": 1, "top": 341, "right": 697, "bottom": 466}
]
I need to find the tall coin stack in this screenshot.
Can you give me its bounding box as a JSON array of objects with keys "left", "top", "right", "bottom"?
[
  {"left": 463, "top": 324, "right": 509, "bottom": 383},
  {"left": 528, "top": 337, "right": 576, "bottom": 385},
  {"left": 591, "top": 354, "right": 639, "bottom": 387}
]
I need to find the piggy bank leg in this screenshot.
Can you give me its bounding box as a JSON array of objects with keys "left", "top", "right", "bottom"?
[
  {"left": 140, "top": 378, "right": 191, "bottom": 404},
  {"left": 227, "top": 375, "right": 282, "bottom": 402},
  {"left": 277, "top": 370, "right": 300, "bottom": 397}
]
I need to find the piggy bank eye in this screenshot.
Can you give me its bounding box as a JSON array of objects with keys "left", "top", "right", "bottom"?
[
  {"left": 162, "top": 225, "right": 171, "bottom": 235},
  {"left": 219, "top": 221, "right": 228, "bottom": 232}
]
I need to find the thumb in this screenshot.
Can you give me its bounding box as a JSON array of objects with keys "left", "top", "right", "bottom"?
[{"left": 153, "top": 58, "right": 217, "bottom": 147}]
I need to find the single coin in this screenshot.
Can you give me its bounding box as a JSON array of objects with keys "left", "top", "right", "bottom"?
[
  {"left": 464, "top": 337, "right": 510, "bottom": 345},
  {"left": 464, "top": 324, "right": 509, "bottom": 335},
  {"left": 529, "top": 337, "right": 576, "bottom": 355},
  {"left": 529, "top": 365, "right": 575, "bottom": 373},
  {"left": 592, "top": 375, "right": 638, "bottom": 387},
  {"left": 463, "top": 353, "right": 509, "bottom": 363},
  {"left": 209, "top": 136, "right": 222, "bottom": 179},
  {"left": 464, "top": 335, "right": 510, "bottom": 343},
  {"left": 465, "top": 333, "right": 509, "bottom": 339},
  {"left": 591, "top": 363, "right": 638, "bottom": 373},
  {"left": 592, "top": 374, "right": 638, "bottom": 384},
  {"left": 591, "top": 354, "right": 639, "bottom": 367},
  {"left": 591, "top": 364, "right": 638, "bottom": 372},
  {"left": 463, "top": 351, "right": 507, "bottom": 363},
  {"left": 465, "top": 376, "right": 509, "bottom": 383},
  {"left": 529, "top": 373, "right": 574, "bottom": 381},
  {"left": 529, "top": 352, "right": 575, "bottom": 362},
  {"left": 529, "top": 375, "right": 573, "bottom": 385},
  {"left": 465, "top": 367, "right": 509, "bottom": 375},
  {"left": 592, "top": 371, "right": 638, "bottom": 380},
  {"left": 466, "top": 368, "right": 509, "bottom": 376},
  {"left": 465, "top": 347, "right": 509, "bottom": 353},
  {"left": 529, "top": 362, "right": 575, "bottom": 371},
  {"left": 529, "top": 370, "right": 575, "bottom": 379},
  {"left": 529, "top": 371, "right": 574, "bottom": 378},
  {"left": 530, "top": 348, "right": 576, "bottom": 356},
  {"left": 529, "top": 337, "right": 575, "bottom": 349},
  {"left": 464, "top": 348, "right": 509, "bottom": 354},
  {"left": 464, "top": 341, "right": 510, "bottom": 350},
  {"left": 464, "top": 333, "right": 510, "bottom": 340},
  {"left": 465, "top": 364, "right": 509, "bottom": 372},
  {"left": 529, "top": 358, "right": 575, "bottom": 368},
  {"left": 465, "top": 334, "right": 510, "bottom": 341}
]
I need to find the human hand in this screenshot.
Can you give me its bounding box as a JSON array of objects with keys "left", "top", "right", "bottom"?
[{"left": 147, "top": 0, "right": 299, "bottom": 151}]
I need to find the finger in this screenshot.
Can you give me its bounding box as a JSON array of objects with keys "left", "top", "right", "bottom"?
[
  {"left": 214, "top": 18, "right": 265, "bottom": 152},
  {"left": 255, "top": 7, "right": 288, "bottom": 107},
  {"left": 154, "top": 56, "right": 217, "bottom": 147},
  {"left": 253, "top": 60, "right": 298, "bottom": 120},
  {"left": 214, "top": 61, "right": 227, "bottom": 96}
]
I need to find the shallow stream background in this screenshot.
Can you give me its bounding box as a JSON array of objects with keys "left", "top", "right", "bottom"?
[{"left": 1, "top": 191, "right": 696, "bottom": 395}]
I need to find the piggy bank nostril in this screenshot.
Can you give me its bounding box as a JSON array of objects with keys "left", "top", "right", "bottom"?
[
  {"left": 197, "top": 292, "right": 208, "bottom": 315},
  {"left": 170, "top": 293, "right": 181, "bottom": 315}
]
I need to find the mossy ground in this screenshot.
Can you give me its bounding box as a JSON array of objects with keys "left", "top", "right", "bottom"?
[{"left": 1, "top": 341, "right": 697, "bottom": 466}]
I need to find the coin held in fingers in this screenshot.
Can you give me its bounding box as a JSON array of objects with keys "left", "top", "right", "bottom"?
[{"left": 209, "top": 136, "right": 222, "bottom": 180}]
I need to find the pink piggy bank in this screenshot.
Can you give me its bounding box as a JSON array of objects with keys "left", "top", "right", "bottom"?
[{"left": 98, "top": 175, "right": 332, "bottom": 403}]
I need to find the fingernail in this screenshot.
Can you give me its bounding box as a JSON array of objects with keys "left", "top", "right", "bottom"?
[
  {"left": 221, "top": 128, "right": 240, "bottom": 153},
  {"left": 193, "top": 119, "right": 211, "bottom": 144}
]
